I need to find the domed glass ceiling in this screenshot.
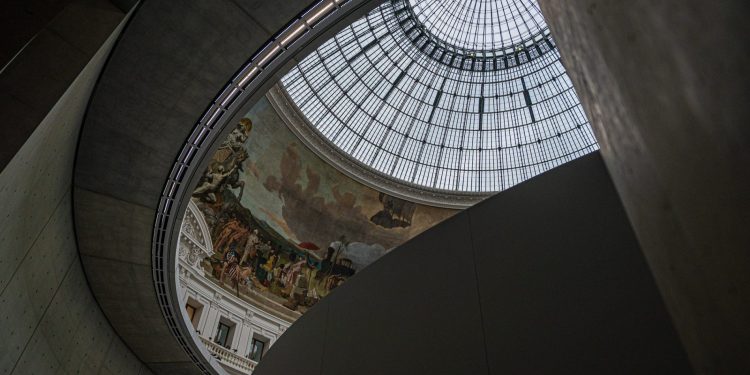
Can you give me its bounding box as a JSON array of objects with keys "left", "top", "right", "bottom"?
[
  {"left": 407, "top": 0, "right": 547, "bottom": 52},
  {"left": 281, "top": 0, "right": 598, "bottom": 194}
]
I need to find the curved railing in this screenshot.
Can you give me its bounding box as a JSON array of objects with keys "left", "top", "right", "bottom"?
[{"left": 200, "top": 336, "right": 258, "bottom": 374}]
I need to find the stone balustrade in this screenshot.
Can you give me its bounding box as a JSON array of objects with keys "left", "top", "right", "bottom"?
[{"left": 200, "top": 335, "right": 257, "bottom": 374}]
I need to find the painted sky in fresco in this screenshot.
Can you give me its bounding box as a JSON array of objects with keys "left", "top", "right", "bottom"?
[{"left": 236, "top": 97, "right": 455, "bottom": 253}]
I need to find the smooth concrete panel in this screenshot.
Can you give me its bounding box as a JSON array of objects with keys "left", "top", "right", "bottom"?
[
  {"left": 75, "top": 0, "right": 272, "bottom": 207},
  {"left": 0, "top": 195, "right": 77, "bottom": 372},
  {"left": 2, "top": 208, "right": 146, "bottom": 374},
  {"left": 0, "top": 0, "right": 130, "bottom": 66},
  {"left": 251, "top": 302, "right": 329, "bottom": 375},
  {"left": 255, "top": 211, "right": 490, "bottom": 375},
  {"left": 0, "top": 0, "right": 75, "bottom": 67},
  {"left": 8, "top": 328, "right": 61, "bottom": 374},
  {"left": 0, "top": 0, "right": 127, "bottom": 170},
  {"left": 11, "top": 259, "right": 148, "bottom": 375},
  {"left": 0, "top": 6, "right": 148, "bottom": 373},
  {"left": 0, "top": 93, "right": 45, "bottom": 173},
  {"left": 72, "top": 0, "right": 376, "bottom": 371},
  {"left": 80, "top": 255, "right": 193, "bottom": 365},
  {"left": 18, "top": 260, "right": 110, "bottom": 374},
  {"left": 0, "top": 30, "right": 88, "bottom": 114},
  {"left": 99, "top": 337, "right": 153, "bottom": 375},
  {"left": 471, "top": 153, "right": 691, "bottom": 374},
  {"left": 538, "top": 1, "right": 750, "bottom": 372},
  {"left": 324, "top": 211, "right": 488, "bottom": 375},
  {"left": 74, "top": 187, "right": 154, "bottom": 266},
  {"left": 0, "top": 39, "right": 90, "bottom": 292},
  {"left": 145, "top": 362, "right": 208, "bottom": 374},
  {"left": 46, "top": 0, "right": 125, "bottom": 56}
]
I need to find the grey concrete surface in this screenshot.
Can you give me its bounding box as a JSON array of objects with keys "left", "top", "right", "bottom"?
[
  {"left": 75, "top": 0, "right": 271, "bottom": 207},
  {"left": 1, "top": 0, "right": 740, "bottom": 373},
  {"left": 72, "top": 0, "right": 379, "bottom": 372},
  {"left": 72, "top": 0, "right": 307, "bottom": 371},
  {"left": 0, "top": 0, "right": 126, "bottom": 171},
  {"left": 0, "top": 11, "right": 150, "bottom": 373},
  {"left": 0, "top": 0, "right": 136, "bottom": 67},
  {"left": 1, "top": 0, "right": 75, "bottom": 67},
  {"left": 471, "top": 152, "right": 687, "bottom": 373},
  {"left": 253, "top": 153, "right": 693, "bottom": 375},
  {"left": 538, "top": 1, "right": 750, "bottom": 373},
  {"left": 323, "top": 210, "right": 489, "bottom": 375},
  {"left": 74, "top": 0, "right": 384, "bottom": 373}
]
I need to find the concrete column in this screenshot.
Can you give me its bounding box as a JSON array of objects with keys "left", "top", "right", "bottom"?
[{"left": 538, "top": 1, "right": 750, "bottom": 373}]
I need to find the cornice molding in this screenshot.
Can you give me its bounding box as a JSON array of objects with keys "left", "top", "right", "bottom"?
[{"left": 267, "top": 84, "right": 489, "bottom": 209}]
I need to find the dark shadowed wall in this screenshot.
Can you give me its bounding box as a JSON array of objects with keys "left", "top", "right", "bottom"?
[
  {"left": 538, "top": 1, "right": 750, "bottom": 372},
  {"left": 0, "top": 9, "right": 150, "bottom": 374},
  {"left": 253, "top": 152, "right": 693, "bottom": 375}
]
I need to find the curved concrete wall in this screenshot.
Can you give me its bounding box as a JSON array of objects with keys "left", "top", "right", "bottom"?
[
  {"left": 73, "top": 1, "right": 300, "bottom": 370},
  {"left": 0, "top": 0, "right": 735, "bottom": 373},
  {"left": 0, "top": 10, "right": 150, "bottom": 374},
  {"left": 254, "top": 153, "right": 692, "bottom": 375},
  {"left": 538, "top": 1, "right": 750, "bottom": 372},
  {"left": 73, "top": 0, "right": 377, "bottom": 372},
  {"left": 0, "top": 0, "right": 134, "bottom": 170}
]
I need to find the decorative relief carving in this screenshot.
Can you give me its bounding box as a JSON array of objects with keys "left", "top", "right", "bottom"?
[{"left": 178, "top": 200, "right": 215, "bottom": 271}]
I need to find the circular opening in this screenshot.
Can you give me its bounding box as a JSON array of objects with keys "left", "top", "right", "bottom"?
[
  {"left": 280, "top": 1, "right": 598, "bottom": 198},
  {"left": 406, "top": 0, "right": 548, "bottom": 52}
]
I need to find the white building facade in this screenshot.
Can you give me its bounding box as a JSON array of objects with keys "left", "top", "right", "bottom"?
[{"left": 176, "top": 201, "right": 293, "bottom": 374}]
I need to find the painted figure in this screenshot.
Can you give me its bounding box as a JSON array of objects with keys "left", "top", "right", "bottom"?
[
  {"left": 220, "top": 245, "right": 240, "bottom": 286},
  {"left": 213, "top": 219, "right": 247, "bottom": 253},
  {"left": 221, "top": 118, "right": 252, "bottom": 152},
  {"left": 193, "top": 164, "right": 238, "bottom": 203},
  {"left": 240, "top": 229, "right": 260, "bottom": 266},
  {"left": 223, "top": 149, "right": 248, "bottom": 199}
]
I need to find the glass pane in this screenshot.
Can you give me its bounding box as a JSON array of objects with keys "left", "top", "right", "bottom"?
[
  {"left": 216, "top": 323, "right": 230, "bottom": 347},
  {"left": 280, "top": 0, "right": 598, "bottom": 193},
  {"left": 250, "top": 339, "right": 265, "bottom": 361}
]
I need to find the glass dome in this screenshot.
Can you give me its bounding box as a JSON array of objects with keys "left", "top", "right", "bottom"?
[
  {"left": 280, "top": 0, "right": 597, "bottom": 196},
  {"left": 407, "top": 0, "right": 548, "bottom": 53}
]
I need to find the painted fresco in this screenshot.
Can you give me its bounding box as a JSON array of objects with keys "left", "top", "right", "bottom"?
[{"left": 190, "top": 97, "right": 456, "bottom": 317}]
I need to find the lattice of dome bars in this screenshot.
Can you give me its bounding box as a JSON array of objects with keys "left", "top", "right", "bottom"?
[
  {"left": 282, "top": 1, "right": 598, "bottom": 193},
  {"left": 406, "top": 0, "right": 547, "bottom": 53}
]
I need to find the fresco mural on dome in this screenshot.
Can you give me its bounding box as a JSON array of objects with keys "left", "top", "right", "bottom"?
[{"left": 190, "top": 97, "right": 456, "bottom": 317}]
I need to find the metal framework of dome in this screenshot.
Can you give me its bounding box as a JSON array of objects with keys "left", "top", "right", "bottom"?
[
  {"left": 406, "top": 0, "right": 548, "bottom": 53},
  {"left": 279, "top": 0, "right": 598, "bottom": 200}
]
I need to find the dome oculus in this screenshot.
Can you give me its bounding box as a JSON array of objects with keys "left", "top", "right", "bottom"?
[
  {"left": 280, "top": 0, "right": 598, "bottom": 199},
  {"left": 406, "top": 0, "right": 548, "bottom": 53}
]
